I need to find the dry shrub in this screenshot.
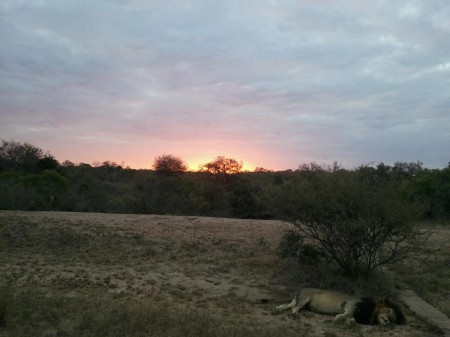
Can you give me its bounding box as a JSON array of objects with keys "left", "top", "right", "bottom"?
[{"left": 283, "top": 170, "right": 424, "bottom": 278}]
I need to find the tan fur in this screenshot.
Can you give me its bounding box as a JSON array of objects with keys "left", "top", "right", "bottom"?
[{"left": 275, "top": 288, "right": 403, "bottom": 325}]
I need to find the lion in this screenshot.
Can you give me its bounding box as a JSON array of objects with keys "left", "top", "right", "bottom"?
[{"left": 274, "top": 288, "right": 406, "bottom": 325}]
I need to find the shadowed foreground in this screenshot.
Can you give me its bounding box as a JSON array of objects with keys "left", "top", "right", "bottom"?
[{"left": 0, "top": 211, "right": 448, "bottom": 337}]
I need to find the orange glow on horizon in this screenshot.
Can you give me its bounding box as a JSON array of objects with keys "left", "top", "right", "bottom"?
[{"left": 186, "top": 156, "right": 256, "bottom": 172}]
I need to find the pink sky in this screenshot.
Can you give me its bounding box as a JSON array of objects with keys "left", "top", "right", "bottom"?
[{"left": 1, "top": 1, "right": 449, "bottom": 170}]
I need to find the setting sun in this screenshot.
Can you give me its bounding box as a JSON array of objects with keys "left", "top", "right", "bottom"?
[
  {"left": 186, "top": 156, "right": 256, "bottom": 172},
  {"left": 186, "top": 156, "right": 211, "bottom": 172}
]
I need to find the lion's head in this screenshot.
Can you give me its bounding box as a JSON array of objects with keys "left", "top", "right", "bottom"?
[
  {"left": 375, "top": 299, "right": 406, "bottom": 325},
  {"left": 354, "top": 297, "right": 406, "bottom": 325}
]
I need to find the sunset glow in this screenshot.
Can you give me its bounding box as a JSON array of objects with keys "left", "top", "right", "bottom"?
[
  {"left": 1, "top": 1, "right": 448, "bottom": 170},
  {"left": 186, "top": 156, "right": 256, "bottom": 173},
  {"left": 186, "top": 157, "right": 212, "bottom": 172}
]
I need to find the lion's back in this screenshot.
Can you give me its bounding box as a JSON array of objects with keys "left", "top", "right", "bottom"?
[{"left": 300, "top": 288, "right": 358, "bottom": 314}]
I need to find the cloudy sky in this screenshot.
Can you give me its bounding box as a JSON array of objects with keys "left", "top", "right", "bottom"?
[{"left": 1, "top": 0, "right": 449, "bottom": 170}]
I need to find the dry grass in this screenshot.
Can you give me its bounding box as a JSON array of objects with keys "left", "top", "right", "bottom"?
[
  {"left": 0, "top": 286, "right": 306, "bottom": 337},
  {"left": 395, "top": 230, "right": 450, "bottom": 317},
  {"left": 0, "top": 211, "right": 447, "bottom": 337}
]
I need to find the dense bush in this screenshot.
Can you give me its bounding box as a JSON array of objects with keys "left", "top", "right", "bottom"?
[
  {"left": 1, "top": 140, "right": 449, "bottom": 224},
  {"left": 281, "top": 168, "right": 423, "bottom": 278}
]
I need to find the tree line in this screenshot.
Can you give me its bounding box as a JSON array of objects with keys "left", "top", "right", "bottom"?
[{"left": 0, "top": 140, "right": 449, "bottom": 222}]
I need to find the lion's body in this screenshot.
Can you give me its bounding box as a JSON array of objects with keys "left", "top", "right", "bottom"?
[{"left": 275, "top": 288, "right": 405, "bottom": 325}]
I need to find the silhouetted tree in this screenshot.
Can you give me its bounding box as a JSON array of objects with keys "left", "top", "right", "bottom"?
[
  {"left": 297, "top": 162, "right": 324, "bottom": 173},
  {"left": 201, "top": 156, "right": 243, "bottom": 182},
  {"left": 393, "top": 161, "right": 423, "bottom": 178},
  {"left": 254, "top": 167, "right": 272, "bottom": 173},
  {"left": 37, "top": 154, "right": 59, "bottom": 171},
  {"left": 0, "top": 140, "right": 45, "bottom": 172},
  {"left": 61, "top": 160, "right": 76, "bottom": 167},
  {"left": 153, "top": 154, "right": 187, "bottom": 176}
]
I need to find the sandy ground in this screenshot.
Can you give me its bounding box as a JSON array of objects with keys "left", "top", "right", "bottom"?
[{"left": 1, "top": 211, "right": 449, "bottom": 336}]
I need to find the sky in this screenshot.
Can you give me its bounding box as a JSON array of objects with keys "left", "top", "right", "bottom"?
[{"left": 1, "top": 0, "right": 449, "bottom": 171}]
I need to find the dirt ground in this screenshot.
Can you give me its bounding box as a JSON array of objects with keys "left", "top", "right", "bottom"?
[{"left": 1, "top": 211, "right": 449, "bottom": 336}]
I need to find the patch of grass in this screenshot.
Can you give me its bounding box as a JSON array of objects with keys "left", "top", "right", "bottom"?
[
  {"left": 0, "top": 214, "right": 157, "bottom": 265},
  {"left": 0, "top": 287, "right": 308, "bottom": 337},
  {"left": 398, "top": 259, "right": 450, "bottom": 317},
  {"left": 391, "top": 228, "right": 450, "bottom": 317}
]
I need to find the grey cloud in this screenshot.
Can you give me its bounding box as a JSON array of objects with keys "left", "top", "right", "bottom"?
[{"left": 1, "top": 0, "right": 449, "bottom": 169}]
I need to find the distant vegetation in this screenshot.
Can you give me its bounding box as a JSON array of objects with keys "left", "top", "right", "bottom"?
[
  {"left": 1, "top": 139, "right": 449, "bottom": 223},
  {"left": 1, "top": 139, "right": 450, "bottom": 279}
]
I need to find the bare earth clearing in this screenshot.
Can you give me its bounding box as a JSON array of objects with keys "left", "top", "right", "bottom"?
[{"left": 0, "top": 211, "right": 449, "bottom": 336}]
